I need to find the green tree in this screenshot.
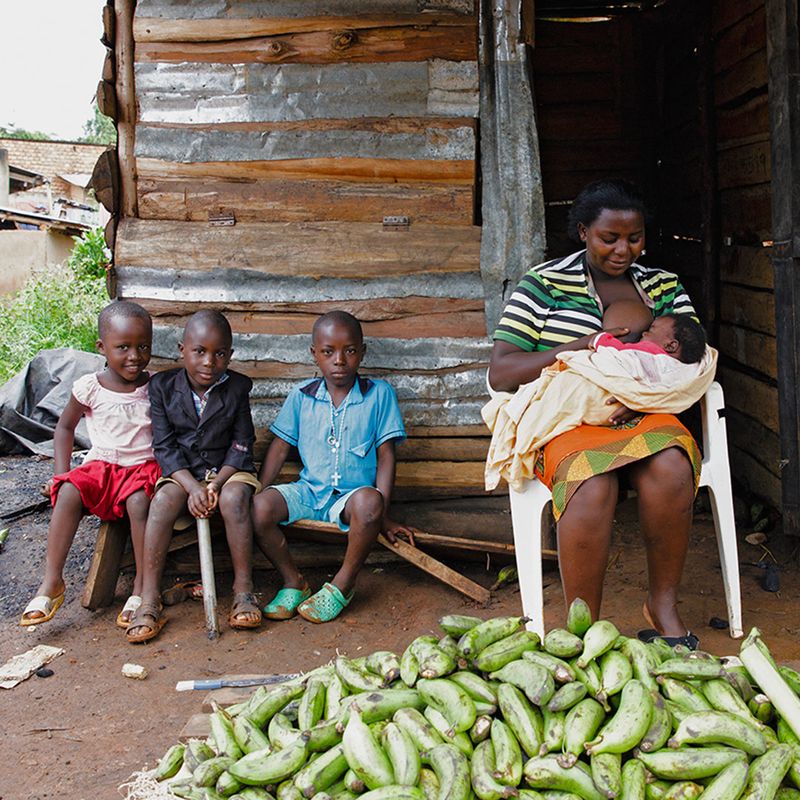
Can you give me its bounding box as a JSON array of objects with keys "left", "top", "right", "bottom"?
[
  {"left": 68, "top": 226, "right": 110, "bottom": 283},
  {"left": 0, "top": 125, "right": 51, "bottom": 140},
  {"left": 80, "top": 101, "right": 117, "bottom": 145}
]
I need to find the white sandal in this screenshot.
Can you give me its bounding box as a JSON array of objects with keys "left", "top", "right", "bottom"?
[
  {"left": 20, "top": 592, "right": 65, "bottom": 626},
  {"left": 116, "top": 595, "right": 142, "bottom": 629}
]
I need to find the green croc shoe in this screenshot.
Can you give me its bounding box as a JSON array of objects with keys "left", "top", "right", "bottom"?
[
  {"left": 297, "top": 582, "right": 354, "bottom": 623},
  {"left": 263, "top": 584, "right": 311, "bottom": 620}
]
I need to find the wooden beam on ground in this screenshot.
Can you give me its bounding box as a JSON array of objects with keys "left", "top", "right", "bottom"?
[{"left": 287, "top": 518, "right": 490, "bottom": 604}]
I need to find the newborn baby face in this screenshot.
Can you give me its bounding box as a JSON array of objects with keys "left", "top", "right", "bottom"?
[{"left": 602, "top": 299, "right": 653, "bottom": 342}]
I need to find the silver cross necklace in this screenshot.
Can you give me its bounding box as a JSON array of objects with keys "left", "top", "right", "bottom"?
[{"left": 327, "top": 395, "right": 350, "bottom": 488}]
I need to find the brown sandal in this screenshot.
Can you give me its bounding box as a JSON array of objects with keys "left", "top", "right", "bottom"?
[
  {"left": 126, "top": 600, "right": 167, "bottom": 643},
  {"left": 228, "top": 592, "right": 262, "bottom": 630},
  {"left": 162, "top": 580, "right": 203, "bottom": 606}
]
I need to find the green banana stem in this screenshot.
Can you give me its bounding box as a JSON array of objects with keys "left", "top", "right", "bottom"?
[{"left": 740, "top": 628, "right": 800, "bottom": 742}]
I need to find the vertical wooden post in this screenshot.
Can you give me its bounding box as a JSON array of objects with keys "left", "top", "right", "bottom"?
[
  {"left": 114, "top": 0, "right": 138, "bottom": 218},
  {"left": 765, "top": 0, "right": 800, "bottom": 537},
  {"left": 697, "top": 0, "right": 720, "bottom": 345}
]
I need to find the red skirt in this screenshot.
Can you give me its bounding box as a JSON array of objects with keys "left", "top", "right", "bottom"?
[{"left": 51, "top": 459, "right": 162, "bottom": 521}]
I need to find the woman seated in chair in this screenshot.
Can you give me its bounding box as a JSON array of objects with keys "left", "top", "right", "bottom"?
[{"left": 488, "top": 179, "right": 705, "bottom": 648}]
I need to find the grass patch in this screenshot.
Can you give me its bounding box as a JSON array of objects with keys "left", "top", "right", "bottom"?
[{"left": 0, "top": 229, "right": 109, "bottom": 385}]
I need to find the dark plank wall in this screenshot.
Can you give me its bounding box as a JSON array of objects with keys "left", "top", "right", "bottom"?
[
  {"left": 532, "top": 17, "right": 650, "bottom": 258},
  {"left": 712, "top": 0, "right": 779, "bottom": 506}
]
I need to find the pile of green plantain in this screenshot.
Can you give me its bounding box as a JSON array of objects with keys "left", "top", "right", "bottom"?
[{"left": 154, "top": 600, "right": 800, "bottom": 800}]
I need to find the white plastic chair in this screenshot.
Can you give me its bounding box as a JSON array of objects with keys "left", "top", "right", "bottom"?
[{"left": 490, "top": 378, "right": 743, "bottom": 640}]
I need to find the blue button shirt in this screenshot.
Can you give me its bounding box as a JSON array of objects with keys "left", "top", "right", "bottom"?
[{"left": 270, "top": 376, "right": 406, "bottom": 510}]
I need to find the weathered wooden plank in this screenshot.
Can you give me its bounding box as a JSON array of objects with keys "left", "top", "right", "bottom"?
[
  {"left": 718, "top": 365, "right": 779, "bottom": 433},
  {"left": 138, "top": 177, "right": 475, "bottom": 224},
  {"left": 116, "top": 219, "right": 480, "bottom": 277},
  {"left": 277, "top": 460, "right": 488, "bottom": 489},
  {"left": 134, "top": 10, "right": 474, "bottom": 41},
  {"left": 134, "top": 121, "right": 475, "bottom": 163},
  {"left": 534, "top": 72, "right": 616, "bottom": 107},
  {"left": 134, "top": 61, "right": 479, "bottom": 124},
  {"left": 536, "top": 107, "right": 622, "bottom": 142},
  {"left": 720, "top": 284, "right": 775, "bottom": 335},
  {"left": 539, "top": 140, "right": 641, "bottom": 174},
  {"left": 136, "top": 22, "right": 476, "bottom": 64},
  {"left": 713, "top": 4, "right": 766, "bottom": 75},
  {"left": 726, "top": 407, "right": 781, "bottom": 476},
  {"left": 714, "top": 48, "right": 768, "bottom": 107},
  {"left": 716, "top": 138, "right": 771, "bottom": 190},
  {"left": 718, "top": 322, "right": 777, "bottom": 380},
  {"left": 719, "top": 183, "right": 772, "bottom": 242},
  {"left": 115, "top": 0, "right": 137, "bottom": 217},
  {"left": 154, "top": 309, "right": 487, "bottom": 340},
  {"left": 136, "top": 156, "right": 474, "bottom": 184},
  {"left": 116, "top": 266, "right": 484, "bottom": 305},
  {"left": 729, "top": 445, "right": 782, "bottom": 507},
  {"left": 715, "top": 93, "right": 770, "bottom": 147},
  {"left": 140, "top": 297, "right": 484, "bottom": 320},
  {"left": 255, "top": 435, "right": 490, "bottom": 463},
  {"left": 90, "top": 149, "right": 119, "bottom": 214},
  {"left": 719, "top": 245, "right": 774, "bottom": 289},
  {"left": 712, "top": 0, "right": 764, "bottom": 37},
  {"left": 96, "top": 79, "right": 117, "bottom": 120}
]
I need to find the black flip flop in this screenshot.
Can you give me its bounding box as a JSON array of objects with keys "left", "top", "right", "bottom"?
[{"left": 637, "top": 628, "right": 700, "bottom": 650}]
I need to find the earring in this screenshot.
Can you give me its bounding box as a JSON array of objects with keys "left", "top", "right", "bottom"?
[{"left": 641, "top": 249, "right": 647, "bottom": 255}]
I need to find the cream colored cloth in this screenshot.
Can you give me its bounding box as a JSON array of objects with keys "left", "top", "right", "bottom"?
[{"left": 483, "top": 345, "right": 718, "bottom": 490}]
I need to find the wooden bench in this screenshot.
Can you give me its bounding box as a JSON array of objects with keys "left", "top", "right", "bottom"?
[{"left": 81, "top": 515, "right": 495, "bottom": 612}]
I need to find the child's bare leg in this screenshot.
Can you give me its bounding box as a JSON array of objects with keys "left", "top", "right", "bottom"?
[
  {"left": 125, "top": 490, "right": 150, "bottom": 599},
  {"left": 127, "top": 483, "right": 186, "bottom": 637},
  {"left": 252, "top": 488, "right": 304, "bottom": 589},
  {"left": 334, "top": 487, "right": 384, "bottom": 595},
  {"left": 30, "top": 483, "right": 84, "bottom": 608},
  {"left": 219, "top": 482, "right": 259, "bottom": 625}
]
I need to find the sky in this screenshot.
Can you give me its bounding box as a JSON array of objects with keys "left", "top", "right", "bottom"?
[{"left": 1, "top": 1, "right": 107, "bottom": 140}]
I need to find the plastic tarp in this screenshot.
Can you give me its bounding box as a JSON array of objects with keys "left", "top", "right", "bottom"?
[{"left": 0, "top": 349, "right": 104, "bottom": 456}]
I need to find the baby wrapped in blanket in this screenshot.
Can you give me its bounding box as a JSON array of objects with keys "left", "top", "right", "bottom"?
[{"left": 483, "top": 308, "right": 718, "bottom": 491}]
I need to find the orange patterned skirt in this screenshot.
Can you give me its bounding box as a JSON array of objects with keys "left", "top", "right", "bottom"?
[{"left": 534, "top": 414, "right": 702, "bottom": 520}]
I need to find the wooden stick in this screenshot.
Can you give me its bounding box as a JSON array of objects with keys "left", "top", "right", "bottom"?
[
  {"left": 376, "top": 534, "right": 491, "bottom": 605},
  {"left": 287, "top": 518, "right": 491, "bottom": 604},
  {"left": 196, "top": 517, "right": 219, "bottom": 639}
]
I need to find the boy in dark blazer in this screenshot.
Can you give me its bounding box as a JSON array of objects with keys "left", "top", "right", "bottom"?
[{"left": 127, "top": 310, "right": 262, "bottom": 643}]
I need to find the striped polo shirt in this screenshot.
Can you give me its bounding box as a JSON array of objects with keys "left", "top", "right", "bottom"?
[{"left": 493, "top": 250, "right": 696, "bottom": 352}]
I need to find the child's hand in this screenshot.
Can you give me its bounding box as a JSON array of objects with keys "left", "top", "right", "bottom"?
[
  {"left": 381, "top": 517, "right": 418, "bottom": 547},
  {"left": 187, "top": 484, "right": 213, "bottom": 518},
  {"left": 41, "top": 479, "right": 54, "bottom": 498},
  {"left": 206, "top": 482, "right": 221, "bottom": 512}
]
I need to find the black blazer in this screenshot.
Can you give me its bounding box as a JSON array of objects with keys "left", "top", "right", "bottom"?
[{"left": 149, "top": 368, "right": 255, "bottom": 480}]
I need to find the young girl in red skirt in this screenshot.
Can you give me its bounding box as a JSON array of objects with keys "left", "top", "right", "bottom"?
[{"left": 20, "top": 300, "right": 161, "bottom": 628}]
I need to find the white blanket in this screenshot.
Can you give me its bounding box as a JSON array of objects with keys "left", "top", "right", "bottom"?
[{"left": 483, "top": 345, "right": 718, "bottom": 490}]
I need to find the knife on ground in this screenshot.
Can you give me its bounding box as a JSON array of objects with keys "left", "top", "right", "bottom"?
[{"left": 175, "top": 673, "right": 301, "bottom": 692}]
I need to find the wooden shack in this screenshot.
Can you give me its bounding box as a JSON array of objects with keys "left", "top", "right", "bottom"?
[{"left": 93, "top": 0, "right": 800, "bottom": 539}]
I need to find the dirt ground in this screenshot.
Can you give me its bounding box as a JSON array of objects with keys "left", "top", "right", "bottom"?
[{"left": 0, "top": 456, "right": 799, "bottom": 800}]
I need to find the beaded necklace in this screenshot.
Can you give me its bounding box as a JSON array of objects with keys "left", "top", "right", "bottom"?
[{"left": 327, "top": 395, "right": 350, "bottom": 488}]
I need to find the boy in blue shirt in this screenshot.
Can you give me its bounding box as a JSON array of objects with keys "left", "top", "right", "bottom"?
[{"left": 253, "top": 310, "right": 413, "bottom": 623}]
